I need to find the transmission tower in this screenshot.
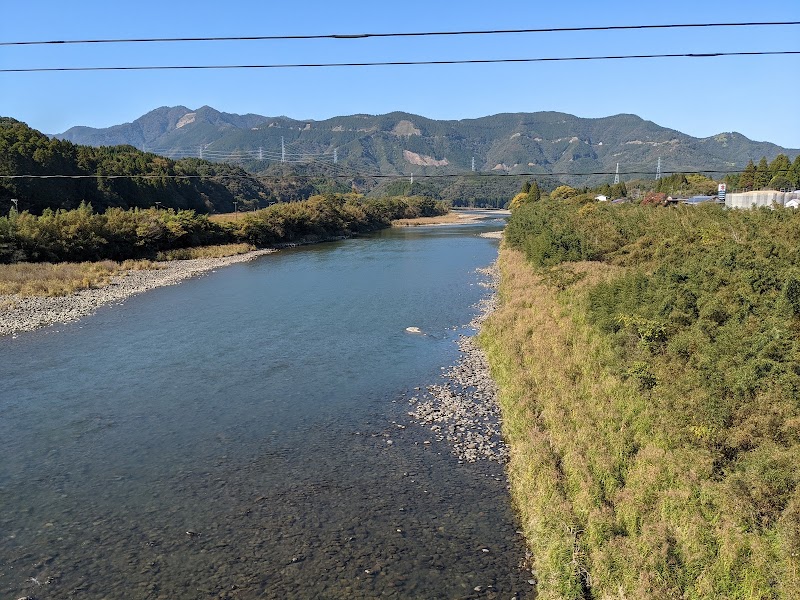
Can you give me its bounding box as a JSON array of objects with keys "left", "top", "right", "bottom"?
[
  {"left": 258, "top": 146, "right": 263, "bottom": 160},
  {"left": 334, "top": 148, "right": 338, "bottom": 164},
  {"left": 471, "top": 156, "right": 476, "bottom": 172},
  {"left": 614, "top": 163, "right": 620, "bottom": 184},
  {"left": 410, "top": 173, "right": 414, "bottom": 185},
  {"left": 656, "top": 157, "right": 662, "bottom": 180},
  {"left": 281, "top": 137, "right": 285, "bottom": 163}
]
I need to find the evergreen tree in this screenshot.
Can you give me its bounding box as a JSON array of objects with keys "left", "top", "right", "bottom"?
[
  {"left": 723, "top": 173, "right": 740, "bottom": 189},
  {"left": 789, "top": 155, "right": 800, "bottom": 189},
  {"left": 521, "top": 181, "right": 531, "bottom": 194},
  {"left": 739, "top": 160, "right": 757, "bottom": 190},
  {"left": 768, "top": 175, "right": 793, "bottom": 190},
  {"left": 769, "top": 154, "right": 791, "bottom": 180},
  {"left": 527, "top": 180, "right": 541, "bottom": 202},
  {"left": 610, "top": 181, "right": 628, "bottom": 198},
  {"left": 754, "top": 157, "right": 770, "bottom": 189}
]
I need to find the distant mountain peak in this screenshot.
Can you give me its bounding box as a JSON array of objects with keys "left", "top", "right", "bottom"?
[{"left": 53, "top": 106, "right": 799, "bottom": 184}]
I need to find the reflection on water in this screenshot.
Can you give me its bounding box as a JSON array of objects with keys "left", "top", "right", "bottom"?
[{"left": 0, "top": 220, "right": 533, "bottom": 598}]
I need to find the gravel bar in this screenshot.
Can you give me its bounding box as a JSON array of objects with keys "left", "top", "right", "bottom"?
[
  {"left": 0, "top": 250, "right": 275, "bottom": 337},
  {"left": 408, "top": 264, "right": 508, "bottom": 463}
]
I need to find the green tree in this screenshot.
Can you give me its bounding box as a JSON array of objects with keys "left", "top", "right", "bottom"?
[
  {"left": 790, "top": 155, "right": 800, "bottom": 189},
  {"left": 739, "top": 160, "right": 756, "bottom": 190},
  {"left": 769, "top": 154, "right": 791, "bottom": 181},
  {"left": 527, "top": 180, "right": 542, "bottom": 202},
  {"left": 610, "top": 181, "right": 628, "bottom": 198},
  {"left": 551, "top": 185, "right": 578, "bottom": 201},
  {"left": 769, "top": 175, "right": 793, "bottom": 190},
  {"left": 754, "top": 157, "right": 770, "bottom": 189}
]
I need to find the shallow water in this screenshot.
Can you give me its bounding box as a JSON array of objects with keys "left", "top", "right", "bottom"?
[{"left": 0, "top": 217, "right": 533, "bottom": 598}]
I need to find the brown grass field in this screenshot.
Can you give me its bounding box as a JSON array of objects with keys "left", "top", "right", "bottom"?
[
  {"left": 0, "top": 243, "right": 254, "bottom": 298},
  {"left": 0, "top": 260, "right": 158, "bottom": 297}
]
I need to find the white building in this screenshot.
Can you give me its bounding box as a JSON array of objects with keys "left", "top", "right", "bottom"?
[{"left": 726, "top": 190, "right": 800, "bottom": 209}]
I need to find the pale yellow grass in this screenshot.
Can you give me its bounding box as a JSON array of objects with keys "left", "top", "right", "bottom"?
[
  {"left": 391, "top": 213, "right": 464, "bottom": 226},
  {"left": 0, "top": 260, "right": 153, "bottom": 297},
  {"left": 479, "top": 247, "right": 652, "bottom": 598},
  {"left": 155, "top": 243, "right": 255, "bottom": 260},
  {"left": 208, "top": 212, "right": 250, "bottom": 223}
]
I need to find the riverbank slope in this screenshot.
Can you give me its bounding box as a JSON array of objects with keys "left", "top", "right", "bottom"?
[{"left": 480, "top": 200, "right": 800, "bottom": 599}]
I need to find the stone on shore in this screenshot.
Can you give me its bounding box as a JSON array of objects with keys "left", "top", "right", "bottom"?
[{"left": 408, "top": 264, "right": 507, "bottom": 463}]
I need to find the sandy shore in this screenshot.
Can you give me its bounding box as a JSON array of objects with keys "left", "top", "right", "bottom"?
[
  {"left": 407, "top": 263, "right": 507, "bottom": 463},
  {"left": 0, "top": 250, "right": 275, "bottom": 338},
  {"left": 392, "top": 209, "right": 510, "bottom": 227}
]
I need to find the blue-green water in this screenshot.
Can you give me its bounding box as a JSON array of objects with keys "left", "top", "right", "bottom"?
[{"left": 0, "top": 218, "right": 532, "bottom": 598}]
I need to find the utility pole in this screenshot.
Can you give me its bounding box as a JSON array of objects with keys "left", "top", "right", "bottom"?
[
  {"left": 233, "top": 201, "right": 238, "bottom": 218},
  {"left": 614, "top": 163, "right": 620, "bottom": 185},
  {"left": 9, "top": 199, "right": 18, "bottom": 216},
  {"left": 281, "top": 137, "right": 285, "bottom": 163}
]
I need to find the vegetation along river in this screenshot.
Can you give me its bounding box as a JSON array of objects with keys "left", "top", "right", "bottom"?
[{"left": 0, "top": 215, "right": 533, "bottom": 599}]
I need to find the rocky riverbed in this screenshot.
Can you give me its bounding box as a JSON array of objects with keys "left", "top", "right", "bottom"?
[
  {"left": 0, "top": 250, "right": 275, "bottom": 337},
  {"left": 408, "top": 264, "right": 508, "bottom": 463}
]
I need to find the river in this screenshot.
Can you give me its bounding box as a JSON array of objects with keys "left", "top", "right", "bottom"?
[{"left": 0, "top": 216, "right": 533, "bottom": 599}]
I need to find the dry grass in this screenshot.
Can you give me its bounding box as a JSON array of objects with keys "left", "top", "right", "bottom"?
[
  {"left": 208, "top": 212, "right": 252, "bottom": 223},
  {"left": 480, "top": 247, "right": 642, "bottom": 598},
  {"left": 391, "top": 213, "right": 464, "bottom": 226},
  {"left": 0, "top": 259, "right": 161, "bottom": 297},
  {"left": 155, "top": 243, "right": 255, "bottom": 260},
  {"left": 0, "top": 245, "right": 253, "bottom": 299},
  {"left": 0, "top": 261, "right": 120, "bottom": 296},
  {"left": 480, "top": 246, "right": 795, "bottom": 598}
]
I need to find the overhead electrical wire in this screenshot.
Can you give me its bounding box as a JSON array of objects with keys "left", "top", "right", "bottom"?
[
  {"left": 2, "top": 51, "right": 798, "bottom": 73},
  {"left": 2, "top": 21, "right": 798, "bottom": 47},
  {"left": 0, "top": 168, "right": 782, "bottom": 181}
]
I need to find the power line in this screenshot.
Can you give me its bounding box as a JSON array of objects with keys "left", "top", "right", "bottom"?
[
  {"left": 3, "top": 51, "right": 796, "bottom": 73},
  {"left": 0, "top": 168, "right": 780, "bottom": 180},
  {"left": 2, "top": 21, "right": 798, "bottom": 47}
]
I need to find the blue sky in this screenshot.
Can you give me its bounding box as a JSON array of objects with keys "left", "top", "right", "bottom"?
[{"left": 1, "top": 0, "right": 798, "bottom": 147}]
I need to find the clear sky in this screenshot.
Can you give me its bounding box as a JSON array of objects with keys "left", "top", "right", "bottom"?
[{"left": 1, "top": 0, "right": 798, "bottom": 148}]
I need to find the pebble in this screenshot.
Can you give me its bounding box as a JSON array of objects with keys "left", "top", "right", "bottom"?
[{"left": 408, "top": 264, "right": 509, "bottom": 464}]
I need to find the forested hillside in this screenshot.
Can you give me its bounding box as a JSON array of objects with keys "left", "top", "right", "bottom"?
[
  {"left": 482, "top": 198, "right": 800, "bottom": 598},
  {"left": 0, "top": 118, "right": 275, "bottom": 215}
]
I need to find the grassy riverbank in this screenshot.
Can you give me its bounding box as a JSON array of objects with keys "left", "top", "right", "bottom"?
[
  {"left": 0, "top": 259, "right": 161, "bottom": 296},
  {"left": 481, "top": 201, "right": 800, "bottom": 598}
]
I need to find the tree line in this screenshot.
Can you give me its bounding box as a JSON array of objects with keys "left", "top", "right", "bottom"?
[
  {"left": 724, "top": 154, "right": 800, "bottom": 191},
  {"left": 0, "top": 195, "right": 447, "bottom": 264}
]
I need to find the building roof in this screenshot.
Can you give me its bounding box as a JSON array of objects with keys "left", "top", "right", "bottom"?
[{"left": 684, "top": 195, "right": 715, "bottom": 205}]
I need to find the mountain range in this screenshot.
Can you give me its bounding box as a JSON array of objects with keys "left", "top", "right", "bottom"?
[{"left": 56, "top": 106, "right": 799, "bottom": 186}]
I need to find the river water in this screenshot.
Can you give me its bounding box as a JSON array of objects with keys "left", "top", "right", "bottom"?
[{"left": 0, "top": 217, "right": 533, "bottom": 599}]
